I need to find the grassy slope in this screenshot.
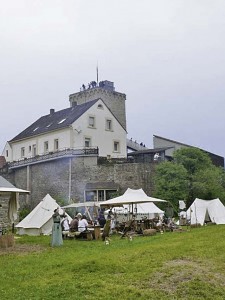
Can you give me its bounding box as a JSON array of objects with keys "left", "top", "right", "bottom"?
[{"left": 1, "top": 226, "right": 225, "bottom": 300}]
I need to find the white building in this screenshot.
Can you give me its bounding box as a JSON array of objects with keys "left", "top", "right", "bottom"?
[{"left": 3, "top": 98, "right": 127, "bottom": 162}]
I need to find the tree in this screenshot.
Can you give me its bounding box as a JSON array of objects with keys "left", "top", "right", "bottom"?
[
  {"left": 153, "top": 147, "right": 225, "bottom": 209},
  {"left": 174, "top": 147, "right": 212, "bottom": 175},
  {"left": 193, "top": 166, "right": 225, "bottom": 202},
  {"left": 153, "top": 161, "right": 189, "bottom": 211},
  {"left": 173, "top": 147, "right": 218, "bottom": 206}
]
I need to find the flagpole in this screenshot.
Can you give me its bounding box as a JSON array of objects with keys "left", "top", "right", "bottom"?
[{"left": 96, "top": 63, "right": 99, "bottom": 85}]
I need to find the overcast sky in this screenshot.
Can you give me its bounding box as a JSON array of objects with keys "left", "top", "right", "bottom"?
[{"left": 1, "top": 0, "right": 225, "bottom": 157}]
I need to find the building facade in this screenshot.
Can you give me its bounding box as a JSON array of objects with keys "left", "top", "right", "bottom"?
[
  {"left": 69, "top": 80, "right": 127, "bottom": 130},
  {"left": 3, "top": 98, "right": 127, "bottom": 163},
  {"left": 153, "top": 135, "right": 224, "bottom": 167}
]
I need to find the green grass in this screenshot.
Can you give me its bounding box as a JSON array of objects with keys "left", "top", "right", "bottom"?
[{"left": 1, "top": 226, "right": 225, "bottom": 299}]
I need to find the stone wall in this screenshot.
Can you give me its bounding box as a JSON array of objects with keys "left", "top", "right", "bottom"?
[
  {"left": 1, "top": 157, "right": 156, "bottom": 211},
  {"left": 0, "top": 194, "right": 9, "bottom": 227}
]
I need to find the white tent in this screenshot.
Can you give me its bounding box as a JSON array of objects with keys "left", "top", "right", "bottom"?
[
  {"left": 100, "top": 188, "right": 166, "bottom": 208},
  {"left": 0, "top": 176, "right": 30, "bottom": 223},
  {"left": 186, "top": 198, "right": 225, "bottom": 225},
  {"left": 107, "top": 202, "right": 164, "bottom": 215},
  {"left": 16, "top": 194, "right": 72, "bottom": 235},
  {"left": 116, "top": 202, "right": 164, "bottom": 220},
  {"left": 130, "top": 202, "right": 164, "bottom": 215}
]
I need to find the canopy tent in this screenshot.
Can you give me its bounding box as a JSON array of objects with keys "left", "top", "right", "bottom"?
[
  {"left": 0, "top": 176, "right": 30, "bottom": 194},
  {"left": 62, "top": 201, "right": 100, "bottom": 220},
  {"left": 99, "top": 188, "right": 166, "bottom": 219},
  {"left": 108, "top": 202, "right": 164, "bottom": 220},
  {"left": 128, "top": 202, "right": 164, "bottom": 215},
  {"left": 186, "top": 198, "right": 225, "bottom": 225},
  {"left": 100, "top": 188, "right": 166, "bottom": 208},
  {"left": 16, "top": 194, "right": 72, "bottom": 235},
  {"left": 0, "top": 176, "right": 30, "bottom": 223},
  {"left": 62, "top": 201, "right": 100, "bottom": 209}
]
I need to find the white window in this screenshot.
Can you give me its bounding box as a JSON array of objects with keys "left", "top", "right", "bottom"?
[
  {"left": 54, "top": 139, "right": 59, "bottom": 151},
  {"left": 29, "top": 146, "right": 31, "bottom": 152},
  {"left": 32, "top": 144, "right": 37, "bottom": 156},
  {"left": 21, "top": 147, "right": 25, "bottom": 157},
  {"left": 84, "top": 137, "right": 91, "bottom": 148},
  {"left": 88, "top": 116, "right": 95, "bottom": 128},
  {"left": 6, "top": 150, "right": 8, "bottom": 157},
  {"left": 44, "top": 141, "right": 49, "bottom": 153},
  {"left": 106, "top": 119, "right": 112, "bottom": 131},
  {"left": 113, "top": 141, "right": 120, "bottom": 152}
]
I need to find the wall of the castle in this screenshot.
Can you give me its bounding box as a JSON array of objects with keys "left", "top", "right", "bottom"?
[
  {"left": 0, "top": 194, "right": 10, "bottom": 227},
  {"left": 69, "top": 88, "right": 127, "bottom": 130},
  {"left": 2, "top": 157, "right": 155, "bottom": 211}
]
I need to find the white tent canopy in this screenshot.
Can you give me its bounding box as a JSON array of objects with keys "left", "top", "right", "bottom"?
[
  {"left": 186, "top": 198, "right": 225, "bottom": 225},
  {"left": 0, "top": 176, "right": 30, "bottom": 223},
  {"left": 117, "top": 202, "right": 164, "bottom": 220},
  {"left": 16, "top": 194, "right": 72, "bottom": 235},
  {"left": 100, "top": 188, "right": 167, "bottom": 207},
  {"left": 0, "top": 176, "right": 30, "bottom": 194},
  {"left": 130, "top": 202, "right": 164, "bottom": 215},
  {"left": 62, "top": 201, "right": 100, "bottom": 209}
]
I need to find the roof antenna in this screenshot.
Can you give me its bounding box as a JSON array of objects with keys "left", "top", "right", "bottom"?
[{"left": 96, "top": 62, "right": 99, "bottom": 85}]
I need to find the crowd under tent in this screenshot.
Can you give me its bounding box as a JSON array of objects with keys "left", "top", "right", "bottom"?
[
  {"left": 186, "top": 198, "right": 225, "bottom": 225},
  {"left": 16, "top": 194, "right": 72, "bottom": 236},
  {"left": 100, "top": 188, "right": 166, "bottom": 219},
  {"left": 100, "top": 188, "right": 166, "bottom": 207},
  {"left": 107, "top": 202, "right": 164, "bottom": 222}
]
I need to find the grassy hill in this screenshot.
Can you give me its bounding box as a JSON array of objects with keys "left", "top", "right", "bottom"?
[{"left": 1, "top": 225, "right": 225, "bottom": 299}]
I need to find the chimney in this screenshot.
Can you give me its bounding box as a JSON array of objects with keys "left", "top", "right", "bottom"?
[
  {"left": 50, "top": 108, "right": 55, "bottom": 115},
  {"left": 72, "top": 101, "right": 77, "bottom": 107}
]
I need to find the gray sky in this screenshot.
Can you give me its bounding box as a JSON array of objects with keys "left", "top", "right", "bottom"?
[{"left": 1, "top": 0, "right": 225, "bottom": 157}]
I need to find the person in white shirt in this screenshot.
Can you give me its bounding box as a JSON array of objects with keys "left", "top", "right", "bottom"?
[
  {"left": 78, "top": 215, "right": 89, "bottom": 232},
  {"left": 62, "top": 216, "right": 70, "bottom": 231}
]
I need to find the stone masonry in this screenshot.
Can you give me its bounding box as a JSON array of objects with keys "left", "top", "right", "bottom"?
[{"left": 1, "top": 157, "right": 156, "bottom": 210}]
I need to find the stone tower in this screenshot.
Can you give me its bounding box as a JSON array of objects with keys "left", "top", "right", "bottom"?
[{"left": 69, "top": 80, "right": 127, "bottom": 130}]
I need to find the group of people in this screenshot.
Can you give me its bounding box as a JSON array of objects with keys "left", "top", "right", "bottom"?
[
  {"left": 51, "top": 208, "right": 90, "bottom": 247},
  {"left": 51, "top": 207, "right": 117, "bottom": 247}
]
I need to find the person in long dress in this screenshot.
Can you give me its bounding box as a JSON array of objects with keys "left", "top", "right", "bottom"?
[{"left": 51, "top": 208, "right": 64, "bottom": 247}]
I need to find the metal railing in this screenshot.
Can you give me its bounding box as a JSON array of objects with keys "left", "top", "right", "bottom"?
[{"left": 8, "top": 147, "right": 99, "bottom": 169}]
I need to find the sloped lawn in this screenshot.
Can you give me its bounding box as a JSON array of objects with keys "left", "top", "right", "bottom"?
[{"left": 1, "top": 225, "right": 225, "bottom": 300}]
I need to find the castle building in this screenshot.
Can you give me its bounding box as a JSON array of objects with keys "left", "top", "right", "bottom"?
[
  {"left": 69, "top": 80, "right": 127, "bottom": 130},
  {"left": 3, "top": 81, "right": 127, "bottom": 164}
]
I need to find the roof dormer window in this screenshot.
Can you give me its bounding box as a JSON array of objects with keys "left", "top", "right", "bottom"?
[{"left": 58, "top": 118, "right": 66, "bottom": 124}]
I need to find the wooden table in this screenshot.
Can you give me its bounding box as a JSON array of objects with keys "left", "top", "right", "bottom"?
[
  {"left": 89, "top": 225, "right": 102, "bottom": 240},
  {"left": 93, "top": 225, "right": 101, "bottom": 240}
]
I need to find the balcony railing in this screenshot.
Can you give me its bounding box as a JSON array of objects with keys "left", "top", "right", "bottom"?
[{"left": 8, "top": 147, "right": 99, "bottom": 169}]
